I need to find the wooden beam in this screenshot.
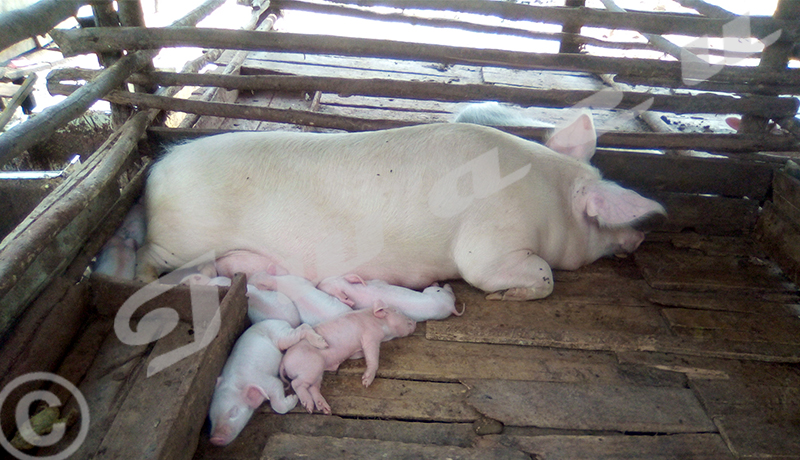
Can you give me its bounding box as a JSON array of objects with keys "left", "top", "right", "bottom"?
[
  {"left": 272, "top": 0, "right": 656, "bottom": 54},
  {"left": 0, "top": 0, "right": 227, "bottom": 167},
  {"left": 673, "top": 0, "right": 736, "bottom": 19},
  {"left": 299, "top": 0, "right": 796, "bottom": 40},
  {"left": 0, "top": 72, "right": 37, "bottom": 131},
  {"left": 0, "top": 112, "right": 150, "bottom": 345},
  {"left": 50, "top": 27, "right": 800, "bottom": 90},
  {"left": 89, "top": 275, "right": 248, "bottom": 460},
  {"left": 47, "top": 68, "right": 800, "bottom": 119},
  {"left": 0, "top": 0, "right": 84, "bottom": 54}
]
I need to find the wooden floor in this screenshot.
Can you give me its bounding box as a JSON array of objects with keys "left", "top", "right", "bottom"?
[{"left": 189, "top": 233, "right": 800, "bottom": 460}]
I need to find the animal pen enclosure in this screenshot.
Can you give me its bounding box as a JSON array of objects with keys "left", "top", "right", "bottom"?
[{"left": 1, "top": 0, "right": 800, "bottom": 458}]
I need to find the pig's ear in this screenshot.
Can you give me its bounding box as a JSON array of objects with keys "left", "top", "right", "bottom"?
[
  {"left": 216, "top": 377, "right": 224, "bottom": 388},
  {"left": 545, "top": 112, "right": 597, "bottom": 162},
  {"left": 344, "top": 274, "right": 366, "bottom": 285},
  {"left": 372, "top": 300, "right": 388, "bottom": 318},
  {"left": 576, "top": 181, "right": 666, "bottom": 227},
  {"left": 244, "top": 385, "right": 268, "bottom": 408}
]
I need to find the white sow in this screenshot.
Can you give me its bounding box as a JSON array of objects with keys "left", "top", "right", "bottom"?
[{"left": 137, "top": 115, "right": 664, "bottom": 300}]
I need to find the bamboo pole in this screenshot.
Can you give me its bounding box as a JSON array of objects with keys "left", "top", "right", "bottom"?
[
  {"left": 0, "top": 0, "right": 226, "bottom": 168},
  {"left": 180, "top": 11, "right": 277, "bottom": 129},
  {"left": 0, "top": 0, "right": 85, "bottom": 54},
  {"left": 560, "top": 0, "right": 586, "bottom": 54},
  {"left": 145, "top": 123, "right": 797, "bottom": 155},
  {"left": 673, "top": 0, "right": 735, "bottom": 19},
  {"left": 271, "top": 0, "right": 657, "bottom": 54},
  {"left": 0, "top": 73, "right": 37, "bottom": 132},
  {"left": 0, "top": 51, "right": 153, "bottom": 168},
  {"left": 741, "top": 0, "right": 800, "bottom": 135},
  {"left": 91, "top": 0, "right": 133, "bottom": 127},
  {"left": 50, "top": 27, "right": 800, "bottom": 90},
  {"left": 45, "top": 81, "right": 800, "bottom": 153},
  {"left": 0, "top": 0, "right": 229, "bottom": 342},
  {"left": 287, "top": 0, "right": 795, "bottom": 40},
  {"left": 47, "top": 68, "right": 800, "bottom": 119}
]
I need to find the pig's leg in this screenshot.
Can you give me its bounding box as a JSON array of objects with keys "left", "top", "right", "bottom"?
[
  {"left": 360, "top": 342, "right": 381, "bottom": 387},
  {"left": 274, "top": 324, "right": 328, "bottom": 351},
  {"left": 291, "top": 373, "right": 330, "bottom": 414},
  {"left": 457, "top": 248, "right": 554, "bottom": 301},
  {"left": 262, "top": 377, "right": 299, "bottom": 414},
  {"left": 135, "top": 242, "right": 181, "bottom": 282}
]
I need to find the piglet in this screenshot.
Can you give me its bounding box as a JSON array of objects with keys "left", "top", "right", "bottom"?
[
  {"left": 208, "top": 319, "right": 327, "bottom": 446},
  {"left": 317, "top": 275, "right": 463, "bottom": 322},
  {"left": 281, "top": 302, "right": 416, "bottom": 415},
  {"left": 92, "top": 203, "right": 147, "bottom": 279},
  {"left": 246, "top": 285, "right": 301, "bottom": 327},
  {"left": 93, "top": 235, "right": 138, "bottom": 279},
  {"left": 179, "top": 274, "right": 301, "bottom": 326},
  {"left": 250, "top": 272, "right": 351, "bottom": 326}
]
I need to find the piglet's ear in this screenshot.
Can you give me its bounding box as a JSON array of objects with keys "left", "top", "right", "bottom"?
[
  {"left": 244, "top": 385, "right": 268, "bottom": 408},
  {"left": 372, "top": 300, "right": 388, "bottom": 318},
  {"left": 216, "top": 377, "right": 224, "bottom": 389},
  {"left": 577, "top": 181, "right": 666, "bottom": 227},
  {"left": 546, "top": 112, "right": 597, "bottom": 163},
  {"left": 344, "top": 274, "right": 366, "bottom": 285}
]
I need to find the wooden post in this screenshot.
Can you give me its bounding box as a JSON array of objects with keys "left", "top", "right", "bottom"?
[
  {"left": 118, "top": 0, "right": 158, "bottom": 94},
  {"left": 0, "top": 0, "right": 84, "bottom": 54},
  {"left": 91, "top": 0, "right": 133, "bottom": 127},
  {"left": 0, "top": 0, "right": 226, "bottom": 168},
  {"left": 739, "top": 0, "right": 800, "bottom": 134},
  {"left": 559, "top": 0, "right": 586, "bottom": 54}
]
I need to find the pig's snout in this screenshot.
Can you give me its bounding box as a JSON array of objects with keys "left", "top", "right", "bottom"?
[
  {"left": 613, "top": 229, "right": 645, "bottom": 255},
  {"left": 624, "top": 230, "right": 646, "bottom": 253},
  {"left": 210, "top": 426, "right": 234, "bottom": 446}
]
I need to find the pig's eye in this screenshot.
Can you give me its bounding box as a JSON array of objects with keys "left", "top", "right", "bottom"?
[{"left": 227, "top": 406, "right": 240, "bottom": 420}]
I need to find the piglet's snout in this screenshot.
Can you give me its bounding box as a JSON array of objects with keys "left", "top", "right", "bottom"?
[{"left": 615, "top": 229, "right": 645, "bottom": 255}]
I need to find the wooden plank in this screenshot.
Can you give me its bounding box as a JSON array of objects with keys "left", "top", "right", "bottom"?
[
  {"left": 646, "top": 232, "right": 756, "bottom": 257},
  {"left": 691, "top": 380, "right": 800, "bottom": 458},
  {"left": 635, "top": 242, "right": 793, "bottom": 292},
  {"left": 756, "top": 202, "right": 800, "bottom": 287},
  {"left": 651, "top": 192, "right": 760, "bottom": 235},
  {"left": 482, "top": 66, "right": 601, "bottom": 91},
  {"left": 592, "top": 150, "right": 774, "bottom": 200},
  {"left": 663, "top": 308, "right": 800, "bottom": 345},
  {"left": 425, "top": 282, "right": 800, "bottom": 362},
  {"left": 316, "top": 374, "right": 478, "bottom": 422},
  {"left": 336, "top": 334, "right": 634, "bottom": 385},
  {"left": 195, "top": 412, "right": 479, "bottom": 457},
  {"left": 91, "top": 275, "right": 248, "bottom": 460},
  {"left": 260, "top": 433, "right": 530, "bottom": 460},
  {"left": 241, "top": 51, "right": 483, "bottom": 83},
  {"left": 51, "top": 326, "right": 151, "bottom": 459},
  {"left": 617, "top": 352, "right": 733, "bottom": 381},
  {"left": 492, "top": 433, "right": 735, "bottom": 459},
  {"left": 0, "top": 280, "right": 89, "bottom": 437},
  {"left": 647, "top": 289, "right": 799, "bottom": 316},
  {"left": 773, "top": 170, "right": 800, "bottom": 230},
  {"left": 464, "top": 379, "right": 716, "bottom": 433},
  {"left": 52, "top": 27, "right": 800, "bottom": 93},
  {"left": 90, "top": 274, "right": 229, "bottom": 323}
]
